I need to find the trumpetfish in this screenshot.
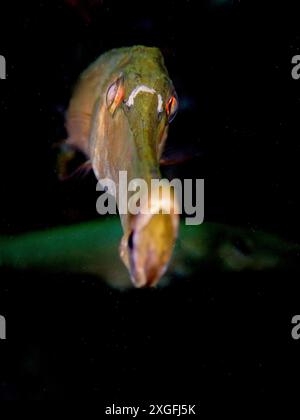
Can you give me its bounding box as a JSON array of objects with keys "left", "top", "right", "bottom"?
[{"left": 61, "top": 46, "right": 180, "bottom": 288}]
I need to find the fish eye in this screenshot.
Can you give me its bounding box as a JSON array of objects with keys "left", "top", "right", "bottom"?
[
  {"left": 166, "top": 93, "right": 179, "bottom": 123},
  {"left": 106, "top": 75, "right": 125, "bottom": 114}
]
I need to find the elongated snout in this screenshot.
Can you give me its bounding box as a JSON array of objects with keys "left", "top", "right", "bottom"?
[{"left": 120, "top": 184, "right": 179, "bottom": 287}]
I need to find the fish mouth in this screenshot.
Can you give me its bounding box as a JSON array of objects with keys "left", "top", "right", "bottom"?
[{"left": 120, "top": 193, "right": 179, "bottom": 287}]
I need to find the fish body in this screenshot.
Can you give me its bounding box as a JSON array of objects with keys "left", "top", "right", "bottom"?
[{"left": 64, "top": 46, "right": 180, "bottom": 287}]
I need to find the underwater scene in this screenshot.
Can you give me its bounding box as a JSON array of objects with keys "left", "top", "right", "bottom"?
[{"left": 0, "top": 0, "right": 299, "bottom": 410}]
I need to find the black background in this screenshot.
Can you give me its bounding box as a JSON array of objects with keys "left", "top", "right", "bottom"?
[{"left": 0, "top": 0, "right": 299, "bottom": 408}]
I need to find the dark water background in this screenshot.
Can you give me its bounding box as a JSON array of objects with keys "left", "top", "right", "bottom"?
[{"left": 0, "top": 0, "right": 299, "bottom": 408}]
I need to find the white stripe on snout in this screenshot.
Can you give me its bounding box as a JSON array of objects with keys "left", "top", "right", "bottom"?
[{"left": 125, "top": 85, "right": 163, "bottom": 113}]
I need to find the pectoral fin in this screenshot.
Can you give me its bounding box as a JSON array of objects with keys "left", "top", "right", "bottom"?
[
  {"left": 160, "top": 143, "right": 201, "bottom": 166},
  {"left": 56, "top": 143, "right": 92, "bottom": 181}
]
